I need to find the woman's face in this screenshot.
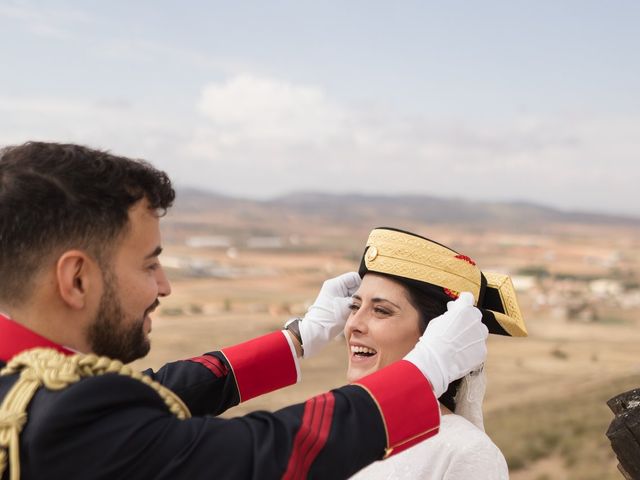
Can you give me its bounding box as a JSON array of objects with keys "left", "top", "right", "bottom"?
[{"left": 344, "top": 273, "right": 422, "bottom": 383}]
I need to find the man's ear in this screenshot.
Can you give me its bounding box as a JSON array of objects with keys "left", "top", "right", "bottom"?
[{"left": 56, "top": 250, "right": 101, "bottom": 310}]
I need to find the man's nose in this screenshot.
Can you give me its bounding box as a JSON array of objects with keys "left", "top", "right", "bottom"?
[{"left": 156, "top": 265, "right": 172, "bottom": 297}]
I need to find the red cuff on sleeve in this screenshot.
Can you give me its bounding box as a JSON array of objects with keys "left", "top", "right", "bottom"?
[
  {"left": 354, "top": 360, "right": 440, "bottom": 457},
  {"left": 221, "top": 331, "right": 297, "bottom": 402}
]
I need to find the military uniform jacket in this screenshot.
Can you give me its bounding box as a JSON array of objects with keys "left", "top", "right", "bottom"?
[{"left": 0, "top": 314, "right": 440, "bottom": 480}]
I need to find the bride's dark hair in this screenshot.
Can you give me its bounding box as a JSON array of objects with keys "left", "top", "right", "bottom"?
[{"left": 401, "top": 279, "right": 463, "bottom": 412}]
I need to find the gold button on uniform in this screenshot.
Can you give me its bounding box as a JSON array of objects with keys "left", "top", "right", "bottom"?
[{"left": 366, "top": 246, "right": 378, "bottom": 261}]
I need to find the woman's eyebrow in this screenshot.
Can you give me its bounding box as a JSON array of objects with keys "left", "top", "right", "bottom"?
[
  {"left": 351, "top": 294, "right": 401, "bottom": 309},
  {"left": 371, "top": 297, "right": 401, "bottom": 309}
]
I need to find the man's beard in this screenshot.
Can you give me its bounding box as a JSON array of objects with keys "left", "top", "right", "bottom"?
[{"left": 87, "top": 268, "right": 155, "bottom": 363}]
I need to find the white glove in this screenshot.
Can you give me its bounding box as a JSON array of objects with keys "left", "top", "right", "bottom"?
[
  {"left": 404, "top": 292, "right": 488, "bottom": 397},
  {"left": 298, "top": 272, "right": 361, "bottom": 358}
]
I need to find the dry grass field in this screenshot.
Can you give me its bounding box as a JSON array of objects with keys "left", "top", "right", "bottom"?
[{"left": 131, "top": 214, "right": 640, "bottom": 479}]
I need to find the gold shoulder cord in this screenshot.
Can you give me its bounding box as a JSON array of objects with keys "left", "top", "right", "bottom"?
[{"left": 0, "top": 348, "right": 191, "bottom": 480}]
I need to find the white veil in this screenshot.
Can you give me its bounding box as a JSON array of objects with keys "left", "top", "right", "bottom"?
[{"left": 453, "top": 365, "right": 486, "bottom": 431}]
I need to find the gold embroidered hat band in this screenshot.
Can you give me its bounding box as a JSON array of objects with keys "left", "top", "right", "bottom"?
[{"left": 358, "top": 228, "right": 527, "bottom": 337}]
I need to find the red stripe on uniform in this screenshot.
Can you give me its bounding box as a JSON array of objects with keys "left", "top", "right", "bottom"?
[
  {"left": 283, "top": 396, "right": 320, "bottom": 480},
  {"left": 299, "top": 393, "right": 335, "bottom": 477},
  {"left": 188, "top": 355, "right": 228, "bottom": 378},
  {"left": 283, "top": 392, "right": 335, "bottom": 480},
  {"left": 293, "top": 395, "right": 325, "bottom": 480}
]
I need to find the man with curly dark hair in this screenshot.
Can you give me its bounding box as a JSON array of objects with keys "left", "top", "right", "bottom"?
[{"left": 0, "top": 141, "right": 488, "bottom": 479}]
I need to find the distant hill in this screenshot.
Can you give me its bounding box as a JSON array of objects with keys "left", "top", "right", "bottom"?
[{"left": 173, "top": 188, "right": 640, "bottom": 229}]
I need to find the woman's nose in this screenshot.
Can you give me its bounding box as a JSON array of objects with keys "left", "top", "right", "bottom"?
[{"left": 345, "top": 308, "right": 368, "bottom": 335}]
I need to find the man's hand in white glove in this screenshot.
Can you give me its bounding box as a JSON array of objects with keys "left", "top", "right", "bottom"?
[
  {"left": 404, "top": 292, "right": 488, "bottom": 398},
  {"left": 296, "top": 272, "right": 361, "bottom": 358}
]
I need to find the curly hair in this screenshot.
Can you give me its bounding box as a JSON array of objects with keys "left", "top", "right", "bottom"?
[{"left": 0, "top": 141, "right": 175, "bottom": 305}]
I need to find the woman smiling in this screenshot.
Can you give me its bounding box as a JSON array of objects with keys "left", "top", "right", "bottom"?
[{"left": 346, "top": 227, "right": 527, "bottom": 479}]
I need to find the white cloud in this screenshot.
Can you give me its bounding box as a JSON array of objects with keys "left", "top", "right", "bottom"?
[
  {"left": 0, "top": 75, "right": 637, "bottom": 216},
  {"left": 182, "top": 74, "right": 639, "bottom": 215},
  {"left": 191, "top": 74, "right": 349, "bottom": 151}
]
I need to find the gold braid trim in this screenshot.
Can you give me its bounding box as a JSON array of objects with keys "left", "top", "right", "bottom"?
[
  {"left": 484, "top": 272, "right": 528, "bottom": 337},
  {"left": 364, "top": 229, "right": 483, "bottom": 299},
  {"left": 0, "top": 348, "right": 191, "bottom": 480}
]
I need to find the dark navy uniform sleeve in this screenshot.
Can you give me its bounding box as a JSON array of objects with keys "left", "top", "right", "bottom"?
[
  {"left": 20, "top": 374, "right": 378, "bottom": 479},
  {"left": 142, "top": 352, "right": 239, "bottom": 416},
  {"left": 4, "top": 333, "right": 441, "bottom": 480},
  {"left": 142, "top": 331, "right": 300, "bottom": 416}
]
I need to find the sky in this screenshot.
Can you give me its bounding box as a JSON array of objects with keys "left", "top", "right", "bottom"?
[{"left": 1, "top": 0, "right": 638, "bottom": 216}]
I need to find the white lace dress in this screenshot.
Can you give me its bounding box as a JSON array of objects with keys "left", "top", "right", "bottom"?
[{"left": 349, "top": 414, "right": 509, "bottom": 480}]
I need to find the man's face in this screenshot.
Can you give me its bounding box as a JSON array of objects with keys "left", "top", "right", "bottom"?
[{"left": 87, "top": 199, "right": 171, "bottom": 363}]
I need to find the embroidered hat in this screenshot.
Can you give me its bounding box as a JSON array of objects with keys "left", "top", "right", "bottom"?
[{"left": 358, "top": 227, "right": 527, "bottom": 337}]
